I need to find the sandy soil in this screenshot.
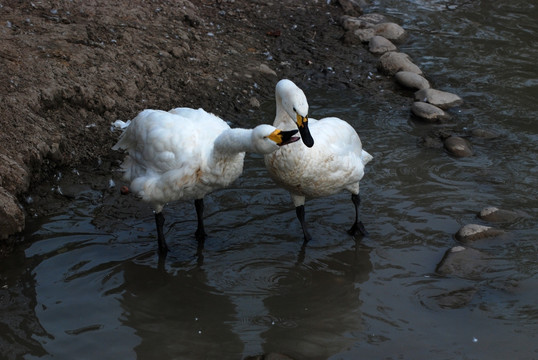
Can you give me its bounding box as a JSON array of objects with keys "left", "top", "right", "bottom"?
[{"left": 0, "top": 0, "right": 404, "bottom": 253}]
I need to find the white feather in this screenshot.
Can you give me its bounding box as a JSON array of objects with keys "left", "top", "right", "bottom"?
[
  {"left": 113, "top": 108, "right": 292, "bottom": 213},
  {"left": 264, "top": 79, "right": 372, "bottom": 239}
]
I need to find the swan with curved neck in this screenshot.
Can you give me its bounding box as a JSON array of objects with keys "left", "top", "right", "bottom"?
[
  {"left": 265, "top": 79, "right": 373, "bottom": 242},
  {"left": 113, "top": 107, "right": 299, "bottom": 254}
]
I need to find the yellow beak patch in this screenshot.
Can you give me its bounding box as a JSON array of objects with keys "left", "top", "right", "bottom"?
[
  {"left": 268, "top": 129, "right": 283, "bottom": 144},
  {"left": 296, "top": 113, "right": 308, "bottom": 128}
]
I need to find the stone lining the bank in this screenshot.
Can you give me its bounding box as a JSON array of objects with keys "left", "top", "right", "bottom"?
[
  {"left": 339, "top": 8, "right": 519, "bottom": 310},
  {"left": 340, "top": 12, "right": 476, "bottom": 158}
]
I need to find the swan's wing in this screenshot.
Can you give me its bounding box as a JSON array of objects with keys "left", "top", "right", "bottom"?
[
  {"left": 310, "top": 117, "right": 370, "bottom": 179},
  {"left": 115, "top": 109, "right": 228, "bottom": 178}
]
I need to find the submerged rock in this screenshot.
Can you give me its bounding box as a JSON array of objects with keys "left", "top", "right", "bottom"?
[
  {"left": 436, "top": 246, "right": 489, "bottom": 279},
  {"left": 455, "top": 223, "right": 505, "bottom": 243},
  {"left": 471, "top": 128, "right": 501, "bottom": 139},
  {"left": 478, "top": 207, "right": 520, "bottom": 223},
  {"left": 368, "top": 35, "right": 396, "bottom": 54},
  {"left": 411, "top": 102, "right": 451, "bottom": 122},
  {"left": 395, "top": 71, "right": 430, "bottom": 90},
  {"left": 443, "top": 136, "right": 473, "bottom": 157},
  {"left": 378, "top": 52, "right": 422, "bottom": 75},
  {"left": 431, "top": 287, "right": 477, "bottom": 309}
]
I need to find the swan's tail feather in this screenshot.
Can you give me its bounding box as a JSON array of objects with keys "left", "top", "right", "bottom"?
[
  {"left": 361, "top": 150, "right": 373, "bottom": 165},
  {"left": 112, "top": 119, "right": 131, "bottom": 130},
  {"left": 111, "top": 120, "right": 132, "bottom": 150}
]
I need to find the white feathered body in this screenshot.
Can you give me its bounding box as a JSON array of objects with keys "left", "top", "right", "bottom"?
[
  {"left": 113, "top": 108, "right": 245, "bottom": 211},
  {"left": 265, "top": 116, "right": 372, "bottom": 199}
]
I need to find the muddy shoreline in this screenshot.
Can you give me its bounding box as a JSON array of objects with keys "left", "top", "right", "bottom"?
[{"left": 0, "top": 0, "right": 407, "bottom": 252}]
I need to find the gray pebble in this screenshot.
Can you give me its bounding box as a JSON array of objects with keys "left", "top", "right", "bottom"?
[
  {"left": 373, "top": 22, "right": 406, "bottom": 42},
  {"left": 378, "top": 52, "right": 422, "bottom": 75},
  {"left": 436, "top": 246, "right": 489, "bottom": 279},
  {"left": 395, "top": 71, "right": 430, "bottom": 90},
  {"left": 455, "top": 223, "right": 504, "bottom": 243},
  {"left": 471, "top": 128, "right": 500, "bottom": 139},
  {"left": 411, "top": 102, "right": 451, "bottom": 122},
  {"left": 444, "top": 136, "right": 473, "bottom": 157},
  {"left": 414, "top": 88, "right": 463, "bottom": 109},
  {"left": 478, "top": 207, "right": 520, "bottom": 223},
  {"left": 368, "top": 35, "right": 396, "bottom": 54}
]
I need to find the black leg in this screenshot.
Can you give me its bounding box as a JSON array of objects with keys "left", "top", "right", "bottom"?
[
  {"left": 155, "top": 211, "right": 169, "bottom": 255},
  {"left": 347, "top": 193, "right": 369, "bottom": 236},
  {"left": 194, "top": 198, "right": 207, "bottom": 242},
  {"left": 296, "top": 205, "right": 312, "bottom": 243}
]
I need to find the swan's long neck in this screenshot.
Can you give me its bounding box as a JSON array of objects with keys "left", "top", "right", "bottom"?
[
  {"left": 274, "top": 94, "right": 295, "bottom": 129},
  {"left": 213, "top": 128, "right": 255, "bottom": 155}
]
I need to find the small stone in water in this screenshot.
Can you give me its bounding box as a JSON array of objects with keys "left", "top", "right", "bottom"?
[
  {"left": 478, "top": 207, "right": 520, "bottom": 223},
  {"left": 455, "top": 223, "right": 504, "bottom": 243},
  {"left": 411, "top": 102, "right": 451, "bottom": 122},
  {"left": 414, "top": 88, "right": 463, "bottom": 109},
  {"left": 444, "top": 136, "right": 473, "bottom": 157}
]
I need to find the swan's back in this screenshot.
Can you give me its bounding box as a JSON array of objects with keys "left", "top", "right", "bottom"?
[{"left": 114, "top": 108, "right": 233, "bottom": 206}]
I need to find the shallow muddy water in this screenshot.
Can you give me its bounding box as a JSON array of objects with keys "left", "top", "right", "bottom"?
[{"left": 2, "top": 0, "right": 537, "bottom": 359}]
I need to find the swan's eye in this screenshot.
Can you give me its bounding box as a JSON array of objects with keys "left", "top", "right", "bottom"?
[{"left": 293, "top": 107, "right": 296, "bottom": 113}]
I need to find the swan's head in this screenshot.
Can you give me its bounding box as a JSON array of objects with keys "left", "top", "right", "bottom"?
[
  {"left": 275, "top": 79, "right": 314, "bottom": 148},
  {"left": 252, "top": 125, "right": 300, "bottom": 154}
]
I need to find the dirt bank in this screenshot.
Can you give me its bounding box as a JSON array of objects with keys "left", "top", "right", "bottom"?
[{"left": 0, "top": 0, "right": 404, "bottom": 253}]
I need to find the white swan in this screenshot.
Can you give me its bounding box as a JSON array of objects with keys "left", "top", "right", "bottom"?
[
  {"left": 264, "top": 79, "right": 373, "bottom": 242},
  {"left": 113, "top": 107, "right": 300, "bottom": 254}
]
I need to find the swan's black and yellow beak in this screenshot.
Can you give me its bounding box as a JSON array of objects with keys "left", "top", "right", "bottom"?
[
  {"left": 268, "top": 129, "right": 300, "bottom": 146},
  {"left": 296, "top": 114, "right": 314, "bottom": 147}
]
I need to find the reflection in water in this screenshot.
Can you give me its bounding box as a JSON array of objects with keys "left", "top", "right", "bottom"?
[
  {"left": 260, "top": 244, "right": 372, "bottom": 359},
  {"left": 118, "top": 259, "right": 244, "bottom": 359},
  {"left": 0, "top": 249, "right": 49, "bottom": 359}
]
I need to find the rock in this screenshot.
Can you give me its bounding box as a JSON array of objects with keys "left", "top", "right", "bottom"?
[
  {"left": 419, "top": 135, "right": 444, "bottom": 148},
  {"left": 431, "top": 287, "right": 477, "bottom": 309},
  {"left": 46, "top": 142, "right": 63, "bottom": 163},
  {"left": 455, "top": 224, "right": 505, "bottom": 243},
  {"left": 340, "top": 16, "right": 372, "bottom": 31},
  {"left": 471, "top": 128, "right": 500, "bottom": 139},
  {"left": 378, "top": 52, "right": 422, "bottom": 75},
  {"left": 171, "top": 46, "right": 186, "bottom": 58},
  {"left": 0, "top": 187, "right": 25, "bottom": 239},
  {"left": 373, "top": 22, "right": 406, "bottom": 42},
  {"left": 443, "top": 136, "right": 473, "bottom": 157},
  {"left": 395, "top": 71, "right": 430, "bottom": 90},
  {"left": 358, "top": 13, "right": 389, "bottom": 25},
  {"left": 258, "top": 63, "right": 277, "bottom": 76},
  {"left": 436, "top": 246, "right": 489, "bottom": 279},
  {"left": 368, "top": 35, "right": 396, "bottom": 54},
  {"left": 414, "top": 88, "right": 463, "bottom": 109},
  {"left": 344, "top": 27, "right": 376, "bottom": 44},
  {"left": 411, "top": 102, "right": 451, "bottom": 122},
  {"left": 249, "top": 97, "right": 260, "bottom": 108},
  {"left": 337, "top": 0, "right": 363, "bottom": 16},
  {"left": 478, "top": 207, "right": 520, "bottom": 223}
]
